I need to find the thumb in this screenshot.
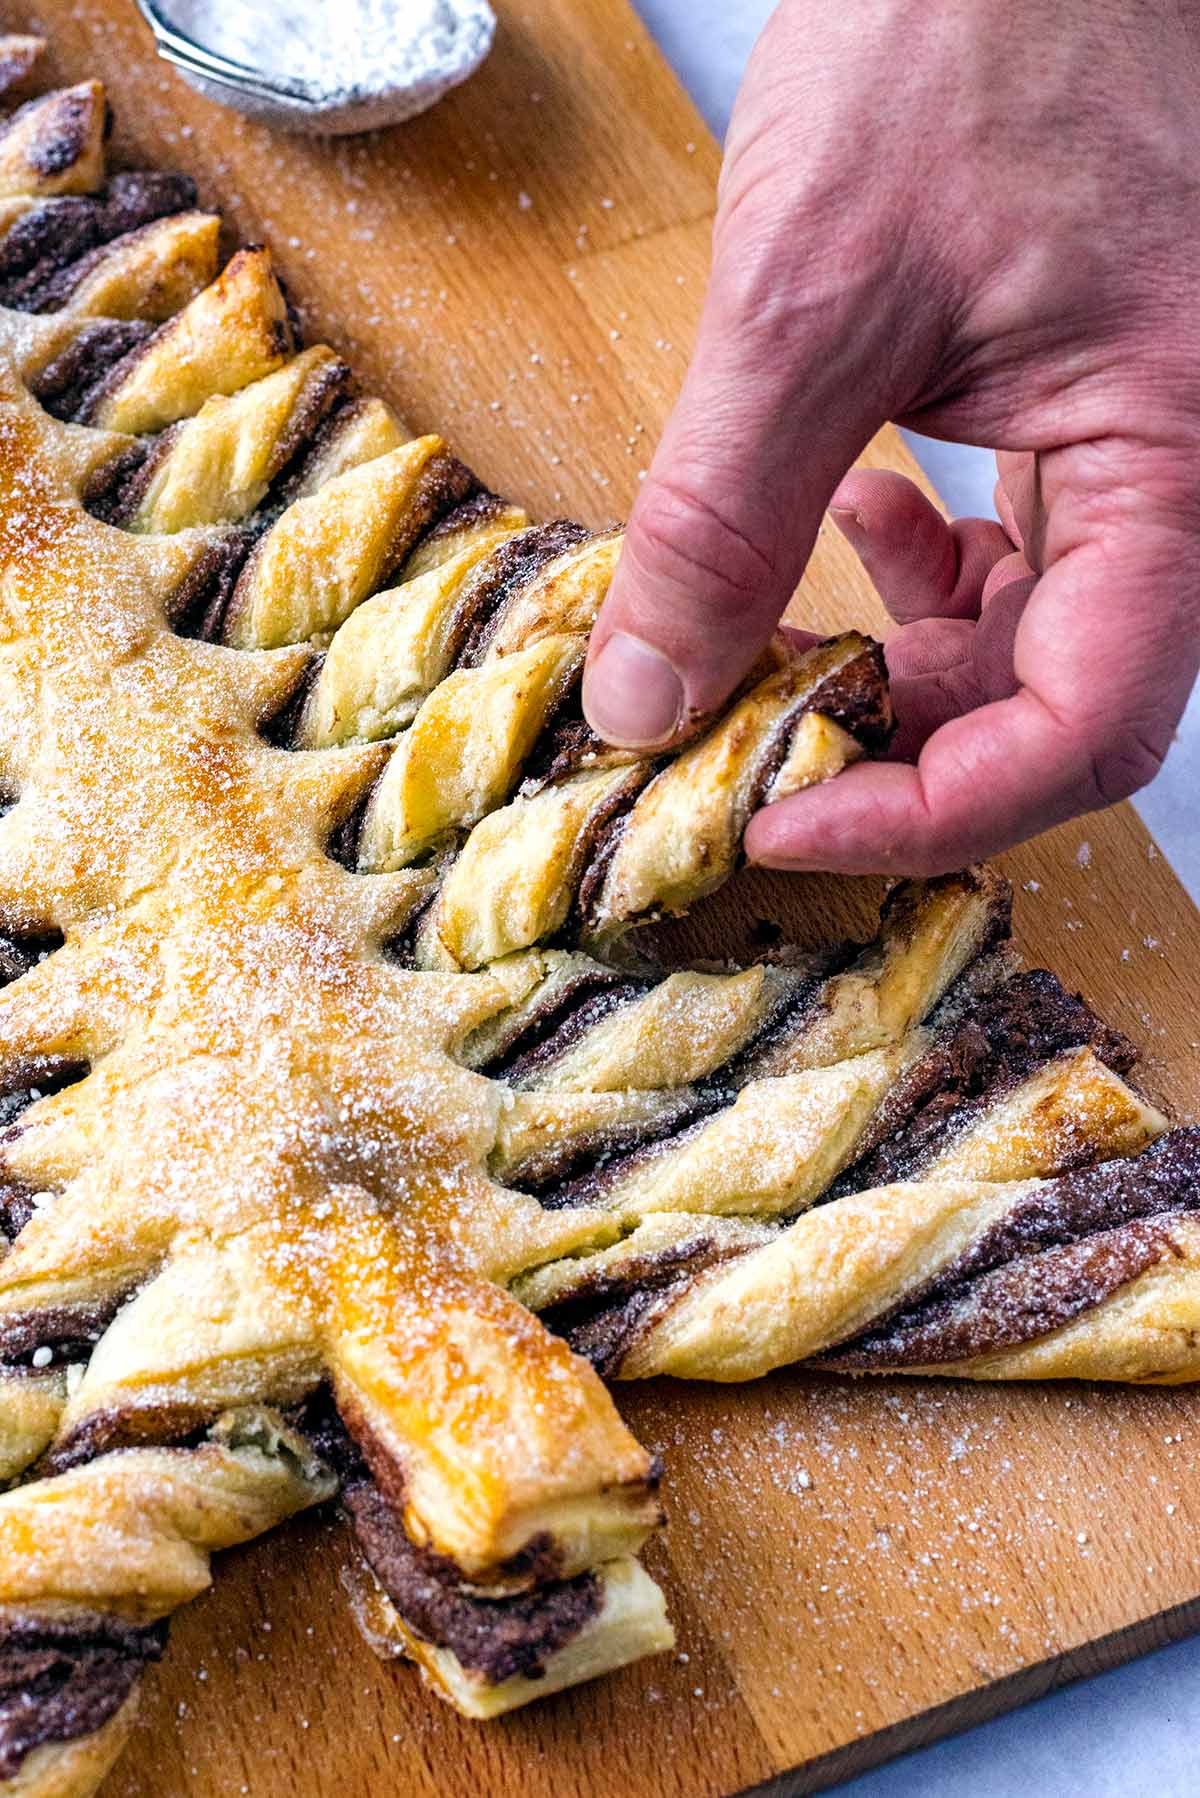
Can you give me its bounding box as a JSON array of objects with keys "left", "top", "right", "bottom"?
[{"left": 581, "top": 194, "right": 925, "bottom": 747}]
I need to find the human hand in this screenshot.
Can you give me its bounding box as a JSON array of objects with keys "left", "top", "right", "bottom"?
[{"left": 581, "top": 0, "right": 1200, "bottom": 875}]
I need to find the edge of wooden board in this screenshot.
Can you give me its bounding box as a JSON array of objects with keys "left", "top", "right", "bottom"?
[{"left": 744, "top": 1591, "right": 1200, "bottom": 1797}]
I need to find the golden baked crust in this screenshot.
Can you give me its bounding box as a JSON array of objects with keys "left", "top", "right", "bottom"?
[{"left": 0, "top": 36, "right": 1196, "bottom": 1795}]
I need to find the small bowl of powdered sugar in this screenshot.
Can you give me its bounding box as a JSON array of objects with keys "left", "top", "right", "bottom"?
[{"left": 137, "top": 0, "right": 496, "bottom": 134}]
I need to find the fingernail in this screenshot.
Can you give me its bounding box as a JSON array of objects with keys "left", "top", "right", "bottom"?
[{"left": 583, "top": 631, "right": 685, "bottom": 748}]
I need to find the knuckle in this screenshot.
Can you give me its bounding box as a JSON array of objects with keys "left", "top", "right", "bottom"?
[
  {"left": 895, "top": 828, "right": 966, "bottom": 880},
  {"left": 630, "top": 475, "right": 777, "bottom": 618},
  {"left": 712, "top": 200, "right": 890, "bottom": 352},
  {"left": 712, "top": 144, "right": 926, "bottom": 354},
  {"left": 1080, "top": 726, "right": 1167, "bottom": 810},
  {"left": 1061, "top": 440, "right": 1200, "bottom": 537},
  {"left": 843, "top": 790, "right": 958, "bottom": 880}
]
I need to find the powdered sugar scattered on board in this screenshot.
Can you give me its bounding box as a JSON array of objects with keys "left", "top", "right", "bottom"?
[{"left": 621, "top": 1372, "right": 1193, "bottom": 1729}]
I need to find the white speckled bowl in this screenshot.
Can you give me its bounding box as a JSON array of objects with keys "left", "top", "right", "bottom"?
[{"left": 137, "top": 0, "right": 496, "bottom": 136}]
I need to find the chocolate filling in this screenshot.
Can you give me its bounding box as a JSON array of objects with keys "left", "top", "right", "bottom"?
[
  {"left": 0, "top": 1297, "right": 123, "bottom": 1366},
  {"left": 912, "top": 1125, "right": 1200, "bottom": 1298},
  {"left": 0, "top": 171, "right": 196, "bottom": 310},
  {"left": 258, "top": 652, "right": 324, "bottom": 749},
  {"left": 379, "top": 885, "right": 440, "bottom": 968},
  {"left": 826, "top": 1221, "right": 1182, "bottom": 1370},
  {"left": 519, "top": 706, "right": 609, "bottom": 791},
  {"left": 529, "top": 1085, "right": 728, "bottom": 1206},
  {"left": 316, "top": 1387, "right": 642, "bottom": 1593},
  {"left": 557, "top": 1285, "right": 672, "bottom": 1378},
  {"left": 745, "top": 641, "right": 894, "bottom": 818},
  {"left": 378, "top": 450, "right": 478, "bottom": 578},
  {"left": 409, "top": 488, "right": 512, "bottom": 561},
  {"left": 219, "top": 449, "right": 474, "bottom": 649},
  {"left": 15, "top": 214, "right": 165, "bottom": 316},
  {"left": 805, "top": 641, "right": 893, "bottom": 752},
  {"left": 451, "top": 519, "right": 589, "bottom": 669},
  {"left": 94, "top": 357, "right": 356, "bottom": 621},
  {"left": 96, "top": 356, "right": 352, "bottom": 544},
  {"left": 244, "top": 354, "right": 355, "bottom": 515},
  {"left": 717, "top": 943, "right": 856, "bottom": 1086},
  {"left": 88, "top": 354, "right": 349, "bottom": 550},
  {"left": 516, "top": 668, "right": 639, "bottom": 796},
  {"left": 29, "top": 319, "right": 154, "bottom": 421},
  {"left": 0, "top": 1611, "right": 166, "bottom": 1780},
  {"left": 879, "top": 867, "right": 1013, "bottom": 957},
  {"left": 0, "top": 1055, "right": 88, "bottom": 1129},
  {"left": 1, "top": 197, "right": 105, "bottom": 290},
  {"left": 566, "top": 761, "right": 660, "bottom": 934},
  {"left": 824, "top": 1126, "right": 1200, "bottom": 1369},
  {"left": 165, "top": 530, "right": 259, "bottom": 643},
  {"left": 572, "top": 792, "right": 638, "bottom": 928},
  {"left": 38, "top": 1402, "right": 217, "bottom": 1475},
  {"left": 570, "top": 644, "right": 891, "bottom": 940},
  {"left": 483, "top": 972, "right": 653, "bottom": 1084},
  {"left": 541, "top": 1233, "right": 759, "bottom": 1376},
  {"left": 268, "top": 391, "right": 406, "bottom": 511},
  {"left": 0, "top": 928, "right": 63, "bottom": 988},
  {"left": 90, "top": 337, "right": 337, "bottom": 510},
  {"left": 535, "top": 966, "right": 1129, "bottom": 1212},
  {"left": 827, "top": 969, "right": 1136, "bottom": 1197},
  {"left": 80, "top": 439, "right": 153, "bottom": 527},
  {"left": 522, "top": 957, "right": 848, "bottom": 1204},
  {"left": 0, "top": 1181, "right": 36, "bottom": 1240},
  {"left": 294, "top": 1391, "right": 604, "bottom": 1682},
  {"left": 177, "top": 411, "right": 475, "bottom": 683},
  {"left": 325, "top": 768, "right": 387, "bottom": 874},
  {"left": 344, "top": 1481, "right": 600, "bottom": 1684}
]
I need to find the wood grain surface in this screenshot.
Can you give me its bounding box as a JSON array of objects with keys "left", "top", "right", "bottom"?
[{"left": 7, "top": 2, "right": 1200, "bottom": 1793}]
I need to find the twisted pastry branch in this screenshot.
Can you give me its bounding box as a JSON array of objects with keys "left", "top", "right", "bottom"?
[{"left": 0, "top": 1410, "right": 333, "bottom": 1793}]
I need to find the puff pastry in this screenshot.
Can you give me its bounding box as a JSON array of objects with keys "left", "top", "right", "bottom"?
[{"left": 0, "top": 37, "right": 1196, "bottom": 1796}]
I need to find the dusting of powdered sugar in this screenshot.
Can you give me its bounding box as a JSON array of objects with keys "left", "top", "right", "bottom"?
[{"left": 153, "top": 0, "right": 496, "bottom": 132}]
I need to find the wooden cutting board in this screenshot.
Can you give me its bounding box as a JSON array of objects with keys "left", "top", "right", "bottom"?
[{"left": 9, "top": 1, "right": 1200, "bottom": 1792}]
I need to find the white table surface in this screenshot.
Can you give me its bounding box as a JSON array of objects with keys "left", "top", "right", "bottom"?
[{"left": 630, "top": 4, "right": 1200, "bottom": 1796}]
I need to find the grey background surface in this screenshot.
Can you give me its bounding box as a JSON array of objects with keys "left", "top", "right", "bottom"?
[{"left": 630, "top": 3, "right": 1200, "bottom": 1794}]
